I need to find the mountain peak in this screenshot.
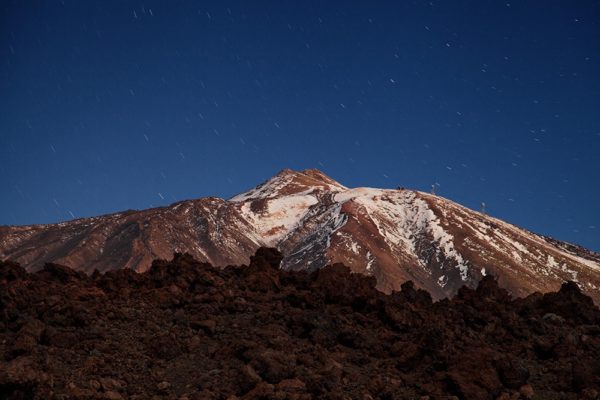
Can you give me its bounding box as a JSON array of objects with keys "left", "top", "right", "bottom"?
[
  {"left": 299, "top": 168, "right": 342, "bottom": 185},
  {"left": 274, "top": 168, "right": 339, "bottom": 184},
  {"left": 230, "top": 168, "right": 346, "bottom": 202}
]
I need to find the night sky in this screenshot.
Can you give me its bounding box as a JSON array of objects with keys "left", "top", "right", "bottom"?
[{"left": 1, "top": 1, "right": 599, "bottom": 251}]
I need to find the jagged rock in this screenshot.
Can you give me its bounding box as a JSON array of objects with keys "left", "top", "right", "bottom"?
[
  {"left": 249, "top": 247, "right": 283, "bottom": 270},
  {"left": 191, "top": 319, "right": 216, "bottom": 335},
  {"left": 246, "top": 348, "right": 297, "bottom": 384},
  {"left": 0, "top": 248, "right": 599, "bottom": 399},
  {"left": 0, "top": 260, "right": 27, "bottom": 282},
  {"left": 496, "top": 358, "right": 530, "bottom": 389},
  {"left": 39, "top": 262, "right": 87, "bottom": 283},
  {"left": 542, "top": 312, "right": 566, "bottom": 324},
  {"left": 519, "top": 384, "right": 535, "bottom": 399}
]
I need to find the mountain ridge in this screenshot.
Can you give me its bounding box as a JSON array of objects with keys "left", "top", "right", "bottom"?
[{"left": 1, "top": 168, "right": 599, "bottom": 303}]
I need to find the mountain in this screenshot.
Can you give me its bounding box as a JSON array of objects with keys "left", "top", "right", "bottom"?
[{"left": 1, "top": 168, "right": 600, "bottom": 302}]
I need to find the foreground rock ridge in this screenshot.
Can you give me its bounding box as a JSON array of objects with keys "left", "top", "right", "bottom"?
[
  {"left": 1, "top": 249, "right": 599, "bottom": 399},
  {"left": 1, "top": 168, "right": 600, "bottom": 303}
]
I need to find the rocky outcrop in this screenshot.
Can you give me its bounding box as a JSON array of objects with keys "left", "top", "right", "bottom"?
[{"left": 1, "top": 249, "right": 599, "bottom": 399}]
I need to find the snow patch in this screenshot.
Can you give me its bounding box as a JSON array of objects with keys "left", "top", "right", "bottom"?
[
  {"left": 237, "top": 193, "right": 318, "bottom": 246},
  {"left": 437, "top": 275, "right": 448, "bottom": 287},
  {"left": 326, "top": 204, "right": 349, "bottom": 249},
  {"left": 335, "top": 189, "right": 470, "bottom": 281},
  {"left": 366, "top": 251, "right": 375, "bottom": 272}
]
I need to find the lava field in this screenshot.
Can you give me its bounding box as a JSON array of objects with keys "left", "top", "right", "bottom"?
[{"left": 1, "top": 248, "right": 599, "bottom": 400}]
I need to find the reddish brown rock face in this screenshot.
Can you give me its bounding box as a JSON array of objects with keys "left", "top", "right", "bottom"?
[
  {"left": 1, "top": 250, "right": 599, "bottom": 399},
  {"left": 1, "top": 168, "right": 600, "bottom": 302}
]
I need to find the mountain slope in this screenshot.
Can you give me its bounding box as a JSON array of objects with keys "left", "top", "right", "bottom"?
[{"left": 1, "top": 168, "right": 599, "bottom": 302}]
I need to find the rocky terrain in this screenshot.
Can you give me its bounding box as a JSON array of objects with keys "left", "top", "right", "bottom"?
[
  {"left": 1, "top": 248, "right": 599, "bottom": 400},
  {"left": 2, "top": 169, "right": 600, "bottom": 304}
]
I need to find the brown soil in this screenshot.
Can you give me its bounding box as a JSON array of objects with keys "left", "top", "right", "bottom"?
[{"left": 1, "top": 248, "right": 599, "bottom": 400}]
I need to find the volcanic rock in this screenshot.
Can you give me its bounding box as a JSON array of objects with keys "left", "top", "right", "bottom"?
[{"left": 1, "top": 249, "right": 599, "bottom": 399}]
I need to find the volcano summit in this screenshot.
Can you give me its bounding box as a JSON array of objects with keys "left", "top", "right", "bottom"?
[{"left": 1, "top": 169, "right": 599, "bottom": 302}]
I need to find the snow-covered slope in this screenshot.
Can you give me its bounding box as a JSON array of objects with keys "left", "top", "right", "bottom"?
[{"left": 1, "top": 168, "right": 600, "bottom": 302}]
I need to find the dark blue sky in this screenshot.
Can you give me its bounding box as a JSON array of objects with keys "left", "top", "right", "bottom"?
[{"left": 1, "top": 1, "right": 599, "bottom": 251}]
